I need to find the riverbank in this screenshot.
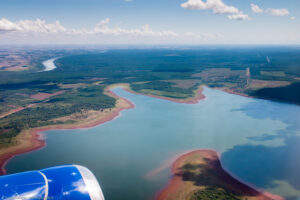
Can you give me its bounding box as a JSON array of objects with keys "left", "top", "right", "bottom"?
[
  {"left": 157, "top": 150, "right": 283, "bottom": 200},
  {"left": 0, "top": 86, "right": 134, "bottom": 175},
  {"left": 216, "top": 87, "right": 250, "bottom": 98}
]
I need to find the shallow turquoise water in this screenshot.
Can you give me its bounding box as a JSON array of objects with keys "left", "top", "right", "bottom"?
[{"left": 5, "top": 88, "right": 300, "bottom": 200}]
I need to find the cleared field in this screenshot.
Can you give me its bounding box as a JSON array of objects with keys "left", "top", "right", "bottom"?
[
  {"left": 139, "top": 89, "right": 191, "bottom": 98},
  {"left": 164, "top": 80, "right": 202, "bottom": 89},
  {"left": 30, "top": 91, "right": 65, "bottom": 100},
  {"left": 260, "top": 71, "right": 286, "bottom": 77},
  {"left": 247, "top": 79, "right": 291, "bottom": 90}
]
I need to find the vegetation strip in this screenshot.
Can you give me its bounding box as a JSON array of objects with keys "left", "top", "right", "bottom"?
[{"left": 119, "top": 83, "right": 205, "bottom": 104}]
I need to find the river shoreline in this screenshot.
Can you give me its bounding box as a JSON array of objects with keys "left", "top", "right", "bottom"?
[
  {"left": 0, "top": 87, "right": 135, "bottom": 175},
  {"left": 0, "top": 130, "right": 45, "bottom": 175}
]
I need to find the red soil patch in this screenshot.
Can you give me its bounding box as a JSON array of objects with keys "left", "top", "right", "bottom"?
[
  {"left": 0, "top": 107, "right": 25, "bottom": 119},
  {"left": 157, "top": 150, "right": 283, "bottom": 200},
  {"left": 164, "top": 80, "right": 202, "bottom": 89},
  {"left": 0, "top": 104, "right": 36, "bottom": 119},
  {"left": 30, "top": 91, "right": 65, "bottom": 100}
]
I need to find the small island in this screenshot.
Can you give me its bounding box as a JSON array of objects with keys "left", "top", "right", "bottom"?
[{"left": 157, "top": 150, "right": 283, "bottom": 200}]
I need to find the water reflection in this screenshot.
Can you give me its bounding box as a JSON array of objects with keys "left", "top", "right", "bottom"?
[
  {"left": 223, "top": 99, "right": 300, "bottom": 200},
  {"left": 222, "top": 135, "right": 300, "bottom": 200}
]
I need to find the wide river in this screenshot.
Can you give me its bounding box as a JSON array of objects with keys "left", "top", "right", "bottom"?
[
  {"left": 42, "top": 58, "right": 58, "bottom": 71},
  {"left": 5, "top": 87, "right": 300, "bottom": 200}
]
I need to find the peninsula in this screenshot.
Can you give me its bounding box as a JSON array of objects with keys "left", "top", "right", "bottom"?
[{"left": 157, "top": 150, "right": 283, "bottom": 200}]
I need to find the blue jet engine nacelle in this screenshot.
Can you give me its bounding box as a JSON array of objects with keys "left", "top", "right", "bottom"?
[{"left": 0, "top": 165, "right": 105, "bottom": 200}]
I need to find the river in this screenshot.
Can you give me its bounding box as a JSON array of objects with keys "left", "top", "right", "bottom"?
[
  {"left": 5, "top": 87, "right": 300, "bottom": 200},
  {"left": 42, "top": 58, "right": 58, "bottom": 71}
]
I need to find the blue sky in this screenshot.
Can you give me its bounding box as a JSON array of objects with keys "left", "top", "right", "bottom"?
[{"left": 0, "top": 0, "right": 299, "bottom": 45}]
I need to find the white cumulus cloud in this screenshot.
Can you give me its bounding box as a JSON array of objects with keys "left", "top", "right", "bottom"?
[
  {"left": 228, "top": 13, "right": 251, "bottom": 20},
  {"left": 0, "top": 18, "right": 179, "bottom": 37},
  {"left": 251, "top": 4, "right": 263, "bottom": 13},
  {"left": 0, "top": 18, "right": 21, "bottom": 31},
  {"left": 0, "top": 18, "right": 69, "bottom": 33},
  {"left": 184, "top": 31, "right": 224, "bottom": 39},
  {"left": 0, "top": 17, "right": 225, "bottom": 45},
  {"left": 93, "top": 21, "right": 178, "bottom": 37},
  {"left": 98, "top": 18, "right": 110, "bottom": 26},
  {"left": 181, "top": 0, "right": 249, "bottom": 20},
  {"left": 181, "top": 0, "right": 238, "bottom": 14},
  {"left": 266, "top": 8, "right": 289, "bottom": 16}
]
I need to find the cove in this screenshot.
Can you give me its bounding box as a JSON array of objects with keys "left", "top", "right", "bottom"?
[{"left": 5, "top": 87, "right": 300, "bottom": 200}]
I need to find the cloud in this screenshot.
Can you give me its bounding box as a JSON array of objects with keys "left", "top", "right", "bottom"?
[
  {"left": 93, "top": 21, "right": 178, "bottom": 37},
  {"left": 0, "top": 18, "right": 68, "bottom": 33},
  {"left": 290, "top": 16, "right": 296, "bottom": 20},
  {"left": 251, "top": 4, "right": 263, "bottom": 13},
  {"left": 181, "top": 0, "right": 238, "bottom": 14},
  {"left": 181, "top": 0, "right": 249, "bottom": 20},
  {"left": 249, "top": 4, "right": 291, "bottom": 17},
  {"left": 0, "top": 17, "right": 227, "bottom": 45},
  {"left": 184, "top": 32, "right": 198, "bottom": 37},
  {"left": 228, "top": 13, "right": 251, "bottom": 20},
  {"left": 0, "top": 18, "right": 21, "bottom": 31},
  {"left": 98, "top": 18, "right": 110, "bottom": 26},
  {"left": 266, "top": 8, "right": 289, "bottom": 16},
  {"left": 0, "top": 17, "right": 225, "bottom": 39},
  {"left": 0, "top": 18, "right": 179, "bottom": 37},
  {"left": 184, "top": 31, "right": 224, "bottom": 39}
]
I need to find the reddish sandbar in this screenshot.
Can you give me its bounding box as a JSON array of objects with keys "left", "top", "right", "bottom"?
[{"left": 157, "top": 150, "right": 283, "bottom": 200}]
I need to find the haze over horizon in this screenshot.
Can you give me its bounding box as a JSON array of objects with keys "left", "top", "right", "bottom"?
[{"left": 0, "top": 0, "right": 299, "bottom": 45}]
